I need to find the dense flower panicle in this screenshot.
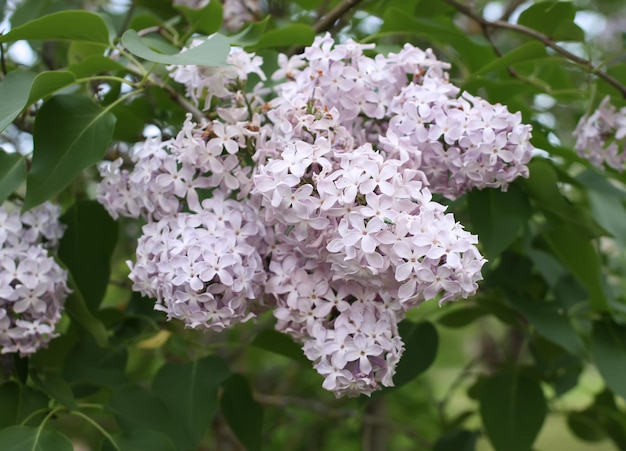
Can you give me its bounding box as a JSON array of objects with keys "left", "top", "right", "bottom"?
[
  {"left": 574, "top": 96, "right": 626, "bottom": 171},
  {"left": 0, "top": 202, "right": 68, "bottom": 356},
  {"left": 97, "top": 35, "right": 536, "bottom": 397},
  {"left": 128, "top": 193, "right": 269, "bottom": 331}
]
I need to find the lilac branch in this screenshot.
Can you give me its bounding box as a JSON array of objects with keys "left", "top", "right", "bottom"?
[
  {"left": 314, "top": 0, "right": 365, "bottom": 33},
  {"left": 442, "top": 0, "right": 626, "bottom": 98}
]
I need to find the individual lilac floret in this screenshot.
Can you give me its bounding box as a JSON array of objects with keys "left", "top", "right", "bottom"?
[
  {"left": 0, "top": 202, "right": 69, "bottom": 356},
  {"left": 574, "top": 96, "right": 626, "bottom": 171},
  {"left": 128, "top": 193, "right": 268, "bottom": 331}
]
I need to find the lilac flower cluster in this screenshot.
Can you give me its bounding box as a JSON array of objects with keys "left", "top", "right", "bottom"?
[
  {"left": 270, "top": 34, "right": 533, "bottom": 199},
  {"left": 574, "top": 96, "right": 626, "bottom": 171},
  {"left": 0, "top": 202, "right": 68, "bottom": 356},
  {"left": 129, "top": 194, "right": 268, "bottom": 331},
  {"left": 97, "top": 35, "right": 536, "bottom": 396}
]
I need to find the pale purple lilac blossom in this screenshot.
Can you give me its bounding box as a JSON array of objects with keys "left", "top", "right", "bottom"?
[
  {"left": 573, "top": 96, "right": 626, "bottom": 171},
  {"left": 0, "top": 202, "right": 68, "bottom": 356},
  {"left": 96, "top": 34, "right": 538, "bottom": 397}
]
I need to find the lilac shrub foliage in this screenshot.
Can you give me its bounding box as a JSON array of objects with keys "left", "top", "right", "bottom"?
[
  {"left": 97, "top": 34, "right": 534, "bottom": 396},
  {"left": 0, "top": 202, "right": 69, "bottom": 356}
]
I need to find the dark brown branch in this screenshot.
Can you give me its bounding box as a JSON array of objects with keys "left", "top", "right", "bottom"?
[
  {"left": 0, "top": 42, "right": 7, "bottom": 76},
  {"left": 442, "top": 0, "right": 626, "bottom": 98},
  {"left": 314, "top": 0, "right": 365, "bottom": 33}
]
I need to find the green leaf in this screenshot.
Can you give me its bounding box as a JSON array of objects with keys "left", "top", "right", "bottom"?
[
  {"left": 0, "top": 152, "right": 27, "bottom": 204},
  {"left": 24, "top": 94, "right": 116, "bottom": 210},
  {"left": 433, "top": 429, "right": 480, "bottom": 451},
  {"left": 577, "top": 169, "right": 626, "bottom": 248},
  {"left": 152, "top": 356, "right": 230, "bottom": 446},
  {"left": 509, "top": 295, "right": 585, "bottom": 357},
  {"left": 542, "top": 223, "right": 608, "bottom": 312},
  {"left": 67, "top": 41, "right": 106, "bottom": 65},
  {"left": 393, "top": 320, "right": 438, "bottom": 387},
  {"left": 251, "top": 24, "right": 316, "bottom": 51},
  {"left": 227, "top": 16, "right": 270, "bottom": 47},
  {"left": 0, "top": 383, "right": 48, "bottom": 428},
  {"left": 0, "top": 382, "right": 20, "bottom": 429},
  {"left": 0, "top": 426, "right": 73, "bottom": 451},
  {"left": 479, "top": 371, "right": 547, "bottom": 451},
  {"left": 102, "top": 431, "right": 177, "bottom": 451},
  {"left": 107, "top": 385, "right": 190, "bottom": 450},
  {"left": 121, "top": 30, "right": 229, "bottom": 66},
  {"left": 63, "top": 337, "right": 127, "bottom": 388},
  {"left": 0, "top": 11, "right": 110, "bottom": 43},
  {"left": 111, "top": 97, "right": 152, "bottom": 142},
  {"left": 379, "top": 9, "right": 494, "bottom": 72},
  {"left": 58, "top": 201, "right": 118, "bottom": 312},
  {"left": 0, "top": 71, "right": 37, "bottom": 133},
  {"left": 221, "top": 374, "right": 264, "bottom": 451},
  {"left": 473, "top": 41, "right": 547, "bottom": 76},
  {"left": 63, "top": 271, "right": 109, "bottom": 347},
  {"left": 0, "top": 71, "right": 78, "bottom": 135},
  {"left": 517, "top": 1, "right": 584, "bottom": 42},
  {"left": 67, "top": 56, "right": 127, "bottom": 78},
  {"left": 29, "top": 371, "right": 76, "bottom": 410},
  {"left": 250, "top": 329, "right": 309, "bottom": 364},
  {"left": 437, "top": 306, "right": 488, "bottom": 328},
  {"left": 567, "top": 411, "right": 607, "bottom": 442},
  {"left": 26, "top": 71, "right": 76, "bottom": 105},
  {"left": 522, "top": 159, "right": 605, "bottom": 238},
  {"left": 175, "top": 0, "right": 223, "bottom": 35},
  {"left": 529, "top": 334, "right": 583, "bottom": 396},
  {"left": 591, "top": 321, "right": 626, "bottom": 399},
  {"left": 468, "top": 183, "right": 532, "bottom": 258}
]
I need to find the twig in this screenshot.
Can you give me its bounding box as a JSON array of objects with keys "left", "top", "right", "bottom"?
[
  {"left": 0, "top": 41, "right": 7, "bottom": 76},
  {"left": 314, "top": 0, "right": 365, "bottom": 33},
  {"left": 499, "top": 0, "right": 526, "bottom": 22},
  {"left": 442, "top": 0, "right": 626, "bottom": 98}
]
